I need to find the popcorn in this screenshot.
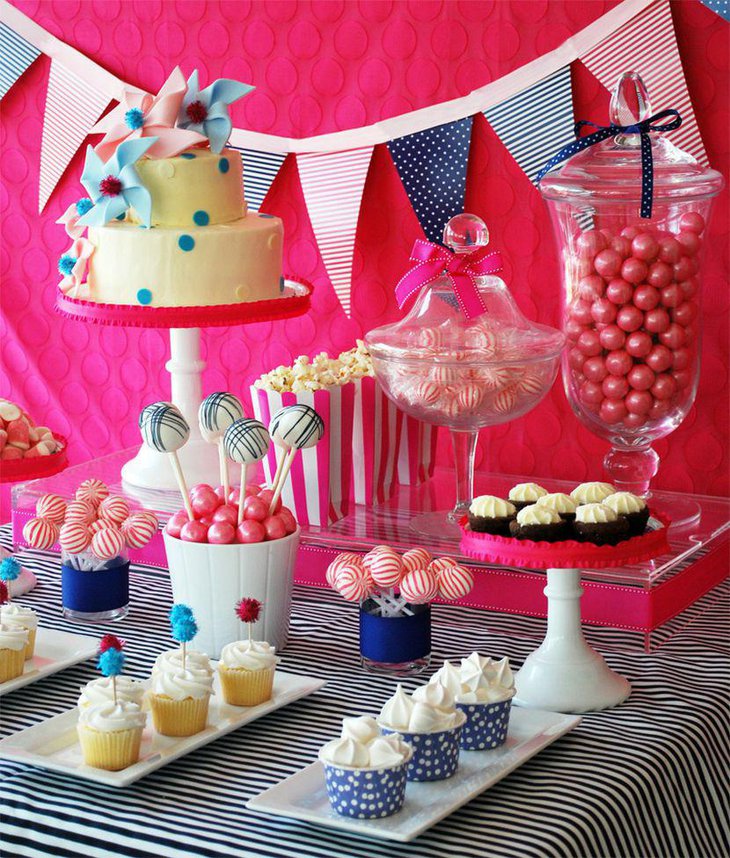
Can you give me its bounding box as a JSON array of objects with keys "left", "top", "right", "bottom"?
[{"left": 254, "top": 341, "right": 374, "bottom": 393}]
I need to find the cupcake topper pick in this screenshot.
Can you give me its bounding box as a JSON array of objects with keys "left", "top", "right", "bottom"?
[
  {"left": 97, "top": 635, "right": 126, "bottom": 705},
  {"left": 235, "top": 597, "right": 262, "bottom": 643},
  {"left": 267, "top": 405, "right": 325, "bottom": 515},
  {"left": 198, "top": 392, "right": 244, "bottom": 499},
  {"left": 169, "top": 603, "right": 198, "bottom": 671},
  {"left": 222, "top": 418, "right": 270, "bottom": 525},
  {"left": 139, "top": 401, "right": 193, "bottom": 520},
  {"left": 0, "top": 556, "right": 21, "bottom": 603}
]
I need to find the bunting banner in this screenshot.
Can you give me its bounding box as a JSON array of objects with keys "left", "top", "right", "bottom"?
[
  {"left": 297, "top": 147, "right": 373, "bottom": 317},
  {"left": 234, "top": 147, "right": 287, "bottom": 212},
  {"left": 387, "top": 118, "right": 473, "bottom": 244},
  {"left": 698, "top": 0, "right": 729, "bottom": 21},
  {"left": 581, "top": 0, "right": 707, "bottom": 164},
  {"left": 484, "top": 66, "right": 574, "bottom": 185},
  {"left": 39, "top": 60, "right": 110, "bottom": 213},
  {"left": 0, "top": 20, "right": 39, "bottom": 100}
]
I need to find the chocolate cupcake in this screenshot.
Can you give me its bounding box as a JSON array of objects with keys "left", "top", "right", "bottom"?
[
  {"left": 508, "top": 504, "right": 569, "bottom": 542},
  {"left": 570, "top": 482, "right": 616, "bottom": 506},
  {"left": 604, "top": 492, "right": 649, "bottom": 536},
  {"left": 468, "top": 496, "right": 516, "bottom": 536},
  {"left": 573, "top": 503, "right": 629, "bottom": 546},
  {"left": 536, "top": 492, "right": 577, "bottom": 523},
  {"left": 507, "top": 482, "right": 548, "bottom": 511}
]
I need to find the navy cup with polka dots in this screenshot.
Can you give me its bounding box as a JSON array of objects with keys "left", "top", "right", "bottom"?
[
  {"left": 457, "top": 697, "right": 513, "bottom": 751},
  {"left": 322, "top": 760, "right": 409, "bottom": 819},
  {"left": 382, "top": 711, "right": 466, "bottom": 782}
]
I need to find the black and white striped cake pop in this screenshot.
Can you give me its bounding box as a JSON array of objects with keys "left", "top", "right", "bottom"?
[
  {"left": 139, "top": 402, "right": 190, "bottom": 452},
  {"left": 269, "top": 404, "right": 325, "bottom": 450},
  {"left": 223, "top": 418, "right": 270, "bottom": 464},
  {"left": 199, "top": 392, "right": 244, "bottom": 437}
]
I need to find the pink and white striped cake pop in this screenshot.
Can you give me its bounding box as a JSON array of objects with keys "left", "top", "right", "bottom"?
[
  {"left": 399, "top": 568, "right": 439, "bottom": 604},
  {"left": 65, "top": 500, "right": 96, "bottom": 524},
  {"left": 36, "top": 493, "right": 67, "bottom": 523},
  {"left": 130, "top": 510, "right": 159, "bottom": 530},
  {"left": 336, "top": 564, "right": 374, "bottom": 602},
  {"left": 22, "top": 517, "right": 59, "bottom": 550},
  {"left": 89, "top": 519, "right": 116, "bottom": 536},
  {"left": 437, "top": 564, "right": 474, "bottom": 600},
  {"left": 362, "top": 545, "right": 398, "bottom": 570},
  {"left": 402, "top": 548, "right": 432, "bottom": 573},
  {"left": 428, "top": 557, "right": 458, "bottom": 575},
  {"left": 75, "top": 478, "right": 109, "bottom": 508},
  {"left": 121, "top": 514, "right": 157, "bottom": 549},
  {"left": 368, "top": 552, "right": 403, "bottom": 588},
  {"left": 98, "top": 495, "right": 130, "bottom": 525},
  {"left": 90, "top": 527, "right": 125, "bottom": 560},
  {"left": 326, "top": 553, "right": 363, "bottom": 588},
  {"left": 58, "top": 522, "right": 91, "bottom": 554}
]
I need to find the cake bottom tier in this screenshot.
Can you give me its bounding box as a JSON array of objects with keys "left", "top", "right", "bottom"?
[{"left": 86, "top": 213, "right": 283, "bottom": 307}]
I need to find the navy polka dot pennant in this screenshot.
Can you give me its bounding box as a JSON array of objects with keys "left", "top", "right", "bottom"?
[
  {"left": 388, "top": 118, "right": 473, "bottom": 245},
  {"left": 698, "top": 0, "right": 729, "bottom": 20},
  {"left": 536, "top": 109, "right": 682, "bottom": 219}
]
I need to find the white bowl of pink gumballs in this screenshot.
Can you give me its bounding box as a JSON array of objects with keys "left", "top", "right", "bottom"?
[{"left": 163, "top": 482, "right": 300, "bottom": 657}]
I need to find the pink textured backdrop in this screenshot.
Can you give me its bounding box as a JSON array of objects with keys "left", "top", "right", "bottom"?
[{"left": 1, "top": 0, "right": 728, "bottom": 517}]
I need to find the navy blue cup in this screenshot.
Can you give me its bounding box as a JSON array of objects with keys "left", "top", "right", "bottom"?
[
  {"left": 457, "top": 698, "right": 513, "bottom": 750},
  {"left": 322, "top": 759, "right": 410, "bottom": 818},
  {"left": 382, "top": 712, "right": 465, "bottom": 781},
  {"left": 61, "top": 558, "right": 129, "bottom": 620},
  {"left": 359, "top": 601, "right": 431, "bottom": 675}
]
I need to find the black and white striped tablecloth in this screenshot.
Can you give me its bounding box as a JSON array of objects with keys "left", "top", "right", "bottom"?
[{"left": 1, "top": 533, "right": 728, "bottom": 858}]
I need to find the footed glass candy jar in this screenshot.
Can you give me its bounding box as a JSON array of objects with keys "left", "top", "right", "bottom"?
[
  {"left": 366, "top": 213, "right": 564, "bottom": 537},
  {"left": 539, "top": 73, "right": 724, "bottom": 526}
]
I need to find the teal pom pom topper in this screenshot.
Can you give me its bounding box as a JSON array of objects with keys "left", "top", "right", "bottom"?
[
  {"left": 58, "top": 254, "right": 77, "bottom": 276},
  {"left": 0, "top": 557, "right": 21, "bottom": 582},
  {"left": 172, "top": 615, "right": 198, "bottom": 644},
  {"left": 75, "top": 197, "right": 94, "bottom": 216},
  {"left": 97, "top": 647, "right": 125, "bottom": 677},
  {"left": 125, "top": 108, "right": 145, "bottom": 130},
  {"left": 169, "top": 603, "right": 193, "bottom": 624}
]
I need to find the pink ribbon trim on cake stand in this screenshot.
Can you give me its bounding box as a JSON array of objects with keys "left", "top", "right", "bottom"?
[{"left": 395, "top": 239, "right": 503, "bottom": 320}]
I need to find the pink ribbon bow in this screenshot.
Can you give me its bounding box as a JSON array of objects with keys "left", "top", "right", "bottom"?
[{"left": 395, "top": 239, "right": 503, "bottom": 319}]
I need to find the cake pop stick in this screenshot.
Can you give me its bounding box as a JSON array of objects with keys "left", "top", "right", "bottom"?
[
  {"left": 267, "top": 405, "right": 325, "bottom": 514},
  {"left": 198, "top": 392, "right": 244, "bottom": 499},
  {"left": 222, "top": 418, "right": 271, "bottom": 524},
  {"left": 139, "top": 402, "right": 193, "bottom": 520}
]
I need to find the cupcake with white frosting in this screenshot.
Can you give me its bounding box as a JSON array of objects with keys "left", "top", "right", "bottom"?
[
  {"left": 508, "top": 482, "right": 548, "bottom": 511},
  {"left": 79, "top": 675, "right": 145, "bottom": 709},
  {"left": 77, "top": 701, "right": 146, "bottom": 770},
  {"left": 467, "top": 495, "right": 516, "bottom": 535},
  {"left": 152, "top": 648, "right": 213, "bottom": 680},
  {"left": 570, "top": 481, "right": 616, "bottom": 505},
  {"left": 574, "top": 503, "right": 629, "bottom": 546},
  {"left": 218, "top": 596, "right": 278, "bottom": 707},
  {"left": 377, "top": 684, "right": 465, "bottom": 781},
  {"left": 0, "top": 622, "right": 28, "bottom": 683},
  {"left": 536, "top": 492, "right": 578, "bottom": 522},
  {"left": 319, "top": 715, "right": 413, "bottom": 819},
  {"left": 509, "top": 504, "right": 569, "bottom": 542},
  {"left": 0, "top": 603, "right": 38, "bottom": 661},
  {"left": 604, "top": 492, "right": 649, "bottom": 536}
]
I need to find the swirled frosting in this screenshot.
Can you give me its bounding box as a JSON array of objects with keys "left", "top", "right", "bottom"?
[
  {"left": 379, "top": 683, "right": 459, "bottom": 733},
  {"left": 151, "top": 667, "right": 213, "bottom": 700},
  {"left": 429, "top": 652, "right": 515, "bottom": 704},
  {"left": 153, "top": 648, "right": 212, "bottom": 679},
  {"left": 508, "top": 483, "right": 548, "bottom": 503},
  {"left": 604, "top": 492, "right": 646, "bottom": 515},
  {"left": 0, "top": 603, "right": 38, "bottom": 629},
  {"left": 319, "top": 727, "right": 411, "bottom": 770},
  {"left": 469, "top": 495, "right": 516, "bottom": 518},
  {"left": 571, "top": 482, "right": 616, "bottom": 504},
  {"left": 536, "top": 493, "right": 577, "bottom": 515},
  {"left": 0, "top": 623, "right": 28, "bottom": 651},
  {"left": 428, "top": 660, "right": 463, "bottom": 697},
  {"left": 516, "top": 504, "right": 560, "bottom": 526},
  {"left": 77, "top": 700, "right": 146, "bottom": 732},
  {"left": 220, "top": 639, "right": 277, "bottom": 671},
  {"left": 78, "top": 676, "right": 145, "bottom": 708},
  {"left": 575, "top": 502, "right": 618, "bottom": 524},
  {"left": 341, "top": 715, "right": 380, "bottom": 744},
  {"left": 412, "top": 681, "right": 454, "bottom": 712}
]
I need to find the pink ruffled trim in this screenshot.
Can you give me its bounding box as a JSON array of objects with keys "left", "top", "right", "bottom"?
[
  {"left": 0, "top": 434, "right": 68, "bottom": 484},
  {"left": 459, "top": 511, "right": 671, "bottom": 569}
]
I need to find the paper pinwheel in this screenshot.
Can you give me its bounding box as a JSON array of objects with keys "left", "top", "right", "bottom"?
[
  {"left": 91, "top": 67, "right": 207, "bottom": 161},
  {"left": 58, "top": 237, "right": 94, "bottom": 296},
  {"left": 177, "top": 70, "right": 254, "bottom": 154},
  {"left": 77, "top": 138, "right": 156, "bottom": 228},
  {"left": 56, "top": 197, "right": 94, "bottom": 239}
]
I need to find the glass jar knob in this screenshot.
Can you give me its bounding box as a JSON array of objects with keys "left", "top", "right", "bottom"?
[
  {"left": 443, "top": 213, "right": 489, "bottom": 254},
  {"left": 610, "top": 71, "right": 652, "bottom": 147}
]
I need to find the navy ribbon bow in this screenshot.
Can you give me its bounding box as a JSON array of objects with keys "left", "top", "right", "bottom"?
[{"left": 536, "top": 109, "right": 683, "bottom": 219}]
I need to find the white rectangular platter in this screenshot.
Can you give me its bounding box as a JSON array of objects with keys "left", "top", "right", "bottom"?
[
  {"left": 0, "top": 670, "right": 325, "bottom": 787},
  {"left": 247, "top": 706, "right": 581, "bottom": 843},
  {"left": 0, "top": 628, "right": 98, "bottom": 697}
]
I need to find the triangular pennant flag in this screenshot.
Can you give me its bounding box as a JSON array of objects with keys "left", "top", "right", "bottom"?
[
  {"left": 698, "top": 0, "right": 729, "bottom": 21},
  {"left": 581, "top": 0, "right": 707, "bottom": 164},
  {"left": 39, "top": 59, "right": 110, "bottom": 213},
  {"left": 297, "top": 146, "right": 373, "bottom": 316},
  {"left": 484, "top": 66, "right": 574, "bottom": 185},
  {"left": 388, "top": 117, "right": 473, "bottom": 244},
  {"left": 0, "top": 22, "right": 40, "bottom": 101},
  {"left": 233, "top": 148, "right": 287, "bottom": 212}
]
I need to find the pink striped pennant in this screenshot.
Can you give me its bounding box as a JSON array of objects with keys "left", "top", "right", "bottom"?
[
  {"left": 581, "top": 0, "right": 707, "bottom": 165},
  {"left": 296, "top": 147, "right": 373, "bottom": 317},
  {"left": 39, "top": 59, "right": 110, "bottom": 212}
]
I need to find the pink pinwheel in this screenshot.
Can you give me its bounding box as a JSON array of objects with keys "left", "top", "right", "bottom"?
[
  {"left": 58, "top": 237, "right": 94, "bottom": 297},
  {"left": 56, "top": 197, "right": 94, "bottom": 240},
  {"left": 91, "top": 67, "right": 207, "bottom": 161}
]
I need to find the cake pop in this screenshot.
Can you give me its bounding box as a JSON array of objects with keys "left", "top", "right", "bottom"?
[
  {"left": 139, "top": 402, "right": 193, "bottom": 520},
  {"left": 267, "top": 404, "right": 325, "bottom": 513},
  {"left": 198, "top": 392, "right": 245, "bottom": 498},
  {"left": 223, "top": 418, "right": 270, "bottom": 524}
]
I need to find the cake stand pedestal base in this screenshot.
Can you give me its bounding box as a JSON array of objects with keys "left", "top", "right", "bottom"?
[{"left": 514, "top": 568, "right": 631, "bottom": 714}]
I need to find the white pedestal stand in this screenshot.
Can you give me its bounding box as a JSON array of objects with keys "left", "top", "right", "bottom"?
[
  {"left": 514, "top": 568, "right": 631, "bottom": 714},
  {"left": 121, "top": 328, "right": 240, "bottom": 491}
]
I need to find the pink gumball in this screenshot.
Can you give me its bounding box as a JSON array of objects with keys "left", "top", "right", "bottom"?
[
  {"left": 643, "top": 308, "right": 671, "bottom": 334},
  {"left": 659, "top": 323, "right": 687, "bottom": 350},
  {"left": 621, "top": 258, "right": 648, "bottom": 285},
  {"left": 624, "top": 412, "right": 647, "bottom": 429},
  {"left": 649, "top": 399, "right": 672, "bottom": 420},
  {"left": 633, "top": 285, "right": 660, "bottom": 311},
  {"left": 243, "top": 496, "right": 268, "bottom": 522},
  {"left": 631, "top": 233, "right": 659, "bottom": 262},
  {"left": 577, "top": 330, "right": 601, "bottom": 356},
  {"left": 591, "top": 299, "right": 617, "bottom": 325},
  {"left": 673, "top": 257, "right": 694, "bottom": 281},
  {"left": 625, "top": 389, "right": 653, "bottom": 414},
  {"left": 166, "top": 510, "right": 189, "bottom": 538},
  {"left": 602, "top": 375, "right": 629, "bottom": 400},
  {"left": 583, "top": 357, "right": 608, "bottom": 383},
  {"left": 599, "top": 325, "right": 626, "bottom": 351},
  {"left": 677, "top": 231, "right": 700, "bottom": 256},
  {"left": 578, "top": 275, "right": 605, "bottom": 301},
  {"left": 671, "top": 301, "right": 698, "bottom": 326},
  {"left": 617, "top": 305, "right": 644, "bottom": 332},
  {"left": 191, "top": 483, "right": 213, "bottom": 496},
  {"left": 645, "top": 345, "right": 673, "bottom": 373},
  {"left": 237, "top": 519, "right": 266, "bottom": 544},
  {"left": 228, "top": 488, "right": 240, "bottom": 505},
  {"left": 646, "top": 261, "right": 673, "bottom": 289},
  {"left": 212, "top": 504, "right": 239, "bottom": 526},
  {"left": 180, "top": 520, "right": 208, "bottom": 543},
  {"left": 279, "top": 507, "right": 297, "bottom": 534},
  {"left": 621, "top": 226, "right": 641, "bottom": 240},
  {"left": 628, "top": 365, "right": 656, "bottom": 391},
  {"left": 245, "top": 483, "right": 262, "bottom": 497},
  {"left": 263, "top": 515, "right": 287, "bottom": 541},
  {"left": 606, "top": 278, "right": 634, "bottom": 305},
  {"left": 658, "top": 237, "right": 682, "bottom": 264},
  {"left": 577, "top": 229, "right": 607, "bottom": 257},
  {"left": 580, "top": 380, "right": 604, "bottom": 405},
  {"left": 684, "top": 323, "right": 699, "bottom": 345},
  {"left": 570, "top": 300, "right": 593, "bottom": 325},
  {"left": 214, "top": 486, "right": 228, "bottom": 504},
  {"left": 605, "top": 349, "right": 633, "bottom": 377},
  {"left": 660, "top": 284, "right": 683, "bottom": 308},
  {"left": 199, "top": 517, "right": 214, "bottom": 527},
  {"left": 679, "top": 212, "right": 705, "bottom": 233},
  {"left": 568, "top": 347, "right": 586, "bottom": 373},
  {"left": 600, "top": 398, "right": 628, "bottom": 425},
  {"left": 672, "top": 348, "right": 691, "bottom": 371},
  {"left": 651, "top": 374, "right": 677, "bottom": 401},
  {"left": 673, "top": 370, "right": 692, "bottom": 390},
  {"left": 565, "top": 318, "right": 587, "bottom": 342},
  {"left": 610, "top": 235, "right": 631, "bottom": 258},
  {"left": 594, "top": 249, "right": 622, "bottom": 278},
  {"left": 258, "top": 489, "right": 282, "bottom": 514},
  {"left": 191, "top": 490, "right": 220, "bottom": 519},
  {"left": 625, "top": 331, "right": 653, "bottom": 358},
  {"left": 207, "top": 522, "right": 236, "bottom": 544}
]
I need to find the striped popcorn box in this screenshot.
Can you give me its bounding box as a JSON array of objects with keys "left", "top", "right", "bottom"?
[
  {"left": 397, "top": 415, "right": 439, "bottom": 486},
  {"left": 351, "top": 377, "right": 403, "bottom": 506},
  {"left": 251, "top": 385, "right": 355, "bottom": 527}
]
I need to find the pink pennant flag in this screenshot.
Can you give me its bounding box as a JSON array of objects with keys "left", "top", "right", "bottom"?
[
  {"left": 297, "top": 147, "right": 373, "bottom": 317},
  {"left": 39, "top": 59, "right": 111, "bottom": 212},
  {"left": 581, "top": 0, "right": 707, "bottom": 164}
]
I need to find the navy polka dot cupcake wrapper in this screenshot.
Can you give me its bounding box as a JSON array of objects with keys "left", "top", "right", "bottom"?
[
  {"left": 383, "top": 724, "right": 463, "bottom": 782},
  {"left": 457, "top": 698, "right": 512, "bottom": 751},
  {"left": 323, "top": 762, "right": 409, "bottom": 819}
]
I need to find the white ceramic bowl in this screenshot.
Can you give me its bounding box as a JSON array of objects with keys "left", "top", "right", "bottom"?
[{"left": 162, "top": 528, "right": 301, "bottom": 657}]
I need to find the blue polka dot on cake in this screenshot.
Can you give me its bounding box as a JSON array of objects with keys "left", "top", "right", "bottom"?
[
  {"left": 180, "top": 153, "right": 196, "bottom": 160},
  {"left": 193, "top": 210, "right": 210, "bottom": 226},
  {"left": 218, "top": 158, "right": 229, "bottom": 174},
  {"left": 136, "top": 288, "right": 153, "bottom": 305},
  {"left": 178, "top": 235, "right": 195, "bottom": 252}
]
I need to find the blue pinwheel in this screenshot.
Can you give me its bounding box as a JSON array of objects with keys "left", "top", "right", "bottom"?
[
  {"left": 177, "top": 71, "right": 254, "bottom": 154},
  {"left": 77, "top": 137, "right": 157, "bottom": 228}
]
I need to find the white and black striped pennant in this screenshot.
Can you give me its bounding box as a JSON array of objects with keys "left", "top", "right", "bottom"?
[
  {"left": 0, "top": 21, "right": 40, "bottom": 101},
  {"left": 232, "top": 147, "right": 287, "bottom": 213}
]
